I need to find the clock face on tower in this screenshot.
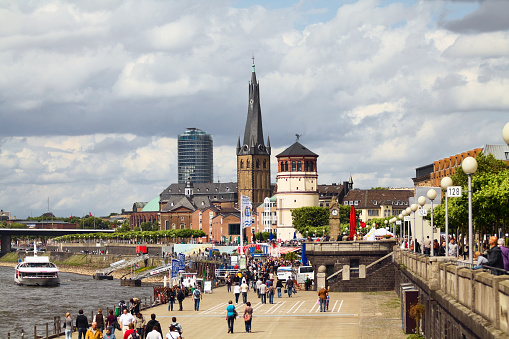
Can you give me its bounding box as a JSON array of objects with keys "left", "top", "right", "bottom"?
[
  {"left": 331, "top": 209, "right": 338, "bottom": 216},
  {"left": 249, "top": 99, "right": 254, "bottom": 105}
]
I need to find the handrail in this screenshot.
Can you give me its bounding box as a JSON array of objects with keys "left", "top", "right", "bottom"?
[
  {"left": 365, "top": 252, "right": 393, "bottom": 270},
  {"left": 326, "top": 268, "right": 343, "bottom": 281}
]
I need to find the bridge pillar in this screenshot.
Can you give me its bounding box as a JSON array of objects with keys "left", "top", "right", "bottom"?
[{"left": 1, "top": 235, "right": 11, "bottom": 254}]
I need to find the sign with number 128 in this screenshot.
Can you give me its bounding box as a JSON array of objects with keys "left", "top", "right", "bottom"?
[{"left": 447, "top": 186, "right": 462, "bottom": 198}]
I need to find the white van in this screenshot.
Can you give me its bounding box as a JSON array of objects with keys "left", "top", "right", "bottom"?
[
  {"left": 296, "top": 266, "right": 314, "bottom": 284},
  {"left": 276, "top": 266, "right": 293, "bottom": 282}
]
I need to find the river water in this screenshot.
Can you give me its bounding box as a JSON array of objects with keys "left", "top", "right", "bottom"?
[{"left": 1, "top": 266, "right": 157, "bottom": 338}]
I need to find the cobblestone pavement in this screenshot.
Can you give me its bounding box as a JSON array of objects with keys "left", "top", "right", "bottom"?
[{"left": 65, "top": 286, "right": 407, "bottom": 338}]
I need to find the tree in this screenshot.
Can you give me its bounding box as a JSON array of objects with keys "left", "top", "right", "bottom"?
[{"left": 291, "top": 206, "right": 329, "bottom": 234}]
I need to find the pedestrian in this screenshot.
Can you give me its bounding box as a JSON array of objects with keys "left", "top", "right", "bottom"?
[
  {"left": 276, "top": 279, "right": 283, "bottom": 298},
  {"left": 76, "top": 309, "right": 89, "bottom": 339},
  {"left": 433, "top": 239, "right": 439, "bottom": 256},
  {"left": 244, "top": 301, "right": 253, "bottom": 333},
  {"left": 84, "top": 322, "right": 102, "bottom": 339},
  {"left": 285, "top": 278, "right": 294, "bottom": 298},
  {"left": 166, "top": 325, "right": 181, "bottom": 339},
  {"left": 233, "top": 282, "right": 241, "bottom": 304},
  {"left": 64, "top": 312, "right": 72, "bottom": 339},
  {"left": 483, "top": 236, "right": 505, "bottom": 275},
  {"left": 133, "top": 313, "right": 146, "bottom": 339},
  {"left": 122, "top": 323, "right": 136, "bottom": 339},
  {"left": 146, "top": 325, "right": 163, "bottom": 339},
  {"left": 448, "top": 238, "right": 458, "bottom": 257},
  {"left": 176, "top": 287, "right": 185, "bottom": 311},
  {"left": 105, "top": 310, "right": 117, "bottom": 335},
  {"left": 326, "top": 289, "right": 330, "bottom": 311},
  {"left": 255, "top": 278, "right": 262, "bottom": 298},
  {"left": 170, "top": 317, "right": 183, "bottom": 338},
  {"left": 318, "top": 286, "right": 327, "bottom": 312},
  {"left": 305, "top": 276, "right": 310, "bottom": 291},
  {"left": 423, "top": 236, "right": 431, "bottom": 255},
  {"left": 103, "top": 327, "right": 116, "bottom": 339},
  {"left": 226, "top": 276, "right": 232, "bottom": 293},
  {"left": 498, "top": 238, "right": 509, "bottom": 272},
  {"left": 193, "top": 287, "right": 202, "bottom": 311},
  {"left": 167, "top": 288, "right": 175, "bottom": 312},
  {"left": 145, "top": 314, "right": 162, "bottom": 338},
  {"left": 259, "top": 280, "right": 267, "bottom": 304},
  {"left": 240, "top": 280, "right": 249, "bottom": 304},
  {"left": 268, "top": 284, "right": 275, "bottom": 304},
  {"left": 118, "top": 309, "right": 134, "bottom": 336},
  {"left": 226, "top": 300, "right": 236, "bottom": 334},
  {"left": 93, "top": 309, "right": 105, "bottom": 332}
]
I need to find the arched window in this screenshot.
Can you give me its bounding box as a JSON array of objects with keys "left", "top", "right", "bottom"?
[
  {"left": 240, "top": 160, "right": 244, "bottom": 169},
  {"left": 285, "top": 161, "right": 289, "bottom": 171},
  {"left": 304, "top": 161, "right": 309, "bottom": 171},
  {"left": 292, "top": 161, "right": 296, "bottom": 171},
  {"left": 256, "top": 160, "right": 260, "bottom": 168},
  {"left": 247, "top": 160, "right": 250, "bottom": 168},
  {"left": 309, "top": 161, "right": 314, "bottom": 171},
  {"left": 297, "top": 161, "right": 302, "bottom": 171},
  {"left": 263, "top": 160, "right": 266, "bottom": 169}
]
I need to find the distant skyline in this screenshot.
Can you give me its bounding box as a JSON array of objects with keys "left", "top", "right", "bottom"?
[{"left": 0, "top": 0, "right": 508, "bottom": 218}]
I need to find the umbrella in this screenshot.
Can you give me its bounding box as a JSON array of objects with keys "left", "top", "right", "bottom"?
[
  {"left": 349, "top": 206, "right": 356, "bottom": 240},
  {"left": 269, "top": 230, "right": 273, "bottom": 241}
]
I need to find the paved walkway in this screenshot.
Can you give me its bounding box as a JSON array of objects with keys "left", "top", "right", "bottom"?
[{"left": 66, "top": 286, "right": 406, "bottom": 338}]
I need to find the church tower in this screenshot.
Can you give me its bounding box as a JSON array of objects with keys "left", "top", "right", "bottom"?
[{"left": 237, "top": 60, "right": 271, "bottom": 208}]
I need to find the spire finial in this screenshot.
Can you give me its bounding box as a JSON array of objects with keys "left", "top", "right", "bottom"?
[
  {"left": 295, "top": 133, "right": 302, "bottom": 142},
  {"left": 252, "top": 54, "right": 255, "bottom": 72}
]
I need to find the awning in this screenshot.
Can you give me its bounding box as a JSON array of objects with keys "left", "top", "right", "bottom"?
[{"left": 279, "top": 247, "right": 300, "bottom": 255}]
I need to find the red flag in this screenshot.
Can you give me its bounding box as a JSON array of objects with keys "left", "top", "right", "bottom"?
[
  {"left": 349, "top": 206, "right": 356, "bottom": 240},
  {"left": 89, "top": 212, "right": 92, "bottom": 217},
  {"left": 70, "top": 214, "right": 73, "bottom": 222},
  {"left": 360, "top": 221, "right": 366, "bottom": 228}
]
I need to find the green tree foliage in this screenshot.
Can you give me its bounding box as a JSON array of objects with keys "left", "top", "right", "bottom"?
[
  {"left": 291, "top": 206, "right": 329, "bottom": 234},
  {"left": 140, "top": 221, "right": 159, "bottom": 232},
  {"left": 430, "top": 152, "right": 509, "bottom": 236},
  {"left": 52, "top": 229, "right": 206, "bottom": 242}
]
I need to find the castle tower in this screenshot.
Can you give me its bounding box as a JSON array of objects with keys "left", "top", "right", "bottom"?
[
  {"left": 237, "top": 60, "right": 271, "bottom": 208},
  {"left": 275, "top": 141, "right": 319, "bottom": 241}
]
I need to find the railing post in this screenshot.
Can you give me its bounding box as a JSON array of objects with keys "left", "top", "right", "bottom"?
[
  {"left": 45, "top": 322, "right": 49, "bottom": 338},
  {"left": 33, "top": 325, "right": 36, "bottom": 339}
]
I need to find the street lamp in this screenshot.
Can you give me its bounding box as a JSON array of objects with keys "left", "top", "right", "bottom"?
[
  {"left": 418, "top": 196, "right": 426, "bottom": 254},
  {"left": 398, "top": 214, "right": 403, "bottom": 241},
  {"left": 410, "top": 204, "right": 418, "bottom": 253},
  {"left": 462, "top": 156, "right": 478, "bottom": 264},
  {"left": 441, "top": 176, "right": 453, "bottom": 256},
  {"left": 427, "top": 189, "right": 437, "bottom": 257},
  {"left": 384, "top": 220, "right": 388, "bottom": 233},
  {"left": 402, "top": 210, "right": 408, "bottom": 242},
  {"left": 503, "top": 122, "right": 509, "bottom": 145},
  {"left": 405, "top": 207, "right": 412, "bottom": 245}
]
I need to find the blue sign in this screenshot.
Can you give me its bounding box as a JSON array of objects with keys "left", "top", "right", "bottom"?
[
  {"left": 171, "top": 259, "right": 179, "bottom": 278},
  {"left": 178, "top": 253, "right": 185, "bottom": 271}
]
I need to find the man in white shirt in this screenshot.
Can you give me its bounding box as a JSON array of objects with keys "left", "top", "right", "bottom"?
[
  {"left": 240, "top": 281, "right": 249, "bottom": 304},
  {"left": 259, "top": 281, "right": 267, "bottom": 304},
  {"left": 118, "top": 309, "right": 135, "bottom": 336},
  {"left": 146, "top": 325, "right": 163, "bottom": 339}
]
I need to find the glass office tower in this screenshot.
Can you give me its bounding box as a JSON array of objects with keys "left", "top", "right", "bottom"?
[{"left": 178, "top": 128, "right": 213, "bottom": 184}]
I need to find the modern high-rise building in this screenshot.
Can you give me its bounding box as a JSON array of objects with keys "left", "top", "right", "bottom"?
[{"left": 178, "top": 128, "right": 213, "bottom": 184}]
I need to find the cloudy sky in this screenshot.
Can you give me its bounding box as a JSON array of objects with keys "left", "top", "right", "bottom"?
[{"left": 1, "top": 0, "right": 508, "bottom": 219}]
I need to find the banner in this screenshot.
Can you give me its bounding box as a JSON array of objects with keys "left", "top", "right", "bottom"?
[
  {"left": 171, "top": 259, "right": 179, "bottom": 278},
  {"left": 178, "top": 253, "right": 185, "bottom": 271},
  {"left": 241, "top": 194, "right": 252, "bottom": 229}
]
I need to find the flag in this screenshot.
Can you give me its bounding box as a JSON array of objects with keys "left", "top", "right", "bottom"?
[
  {"left": 89, "top": 212, "right": 92, "bottom": 217},
  {"left": 360, "top": 221, "right": 366, "bottom": 228},
  {"left": 349, "top": 206, "right": 356, "bottom": 240},
  {"left": 70, "top": 214, "right": 73, "bottom": 222},
  {"left": 241, "top": 195, "right": 252, "bottom": 229}
]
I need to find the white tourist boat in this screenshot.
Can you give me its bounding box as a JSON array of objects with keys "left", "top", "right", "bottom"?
[{"left": 14, "top": 247, "right": 60, "bottom": 286}]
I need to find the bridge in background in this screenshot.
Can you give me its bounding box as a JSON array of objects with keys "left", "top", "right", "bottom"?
[{"left": 0, "top": 228, "right": 115, "bottom": 254}]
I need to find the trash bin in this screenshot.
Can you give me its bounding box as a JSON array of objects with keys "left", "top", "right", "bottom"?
[{"left": 115, "top": 307, "right": 120, "bottom": 316}]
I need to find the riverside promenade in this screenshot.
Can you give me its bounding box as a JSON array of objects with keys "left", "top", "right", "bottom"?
[{"left": 62, "top": 285, "right": 405, "bottom": 339}]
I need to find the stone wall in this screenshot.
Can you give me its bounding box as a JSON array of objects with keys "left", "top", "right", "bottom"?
[
  {"left": 305, "top": 240, "right": 396, "bottom": 292},
  {"left": 394, "top": 249, "right": 509, "bottom": 338}
]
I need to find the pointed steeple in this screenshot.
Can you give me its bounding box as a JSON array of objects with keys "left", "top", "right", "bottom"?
[
  {"left": 238, "top": 58, "right": 268, "bottom": 156},
  {"left": 236, "top": 136, "right": 241, "bottom": 154},
  {"left": 266, "top": 136, "right": 271, "bottom": 155}
]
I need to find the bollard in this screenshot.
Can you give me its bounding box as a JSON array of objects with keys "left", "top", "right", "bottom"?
[{"left": 45, "top": 322, "right": 49, "bottom": 338}]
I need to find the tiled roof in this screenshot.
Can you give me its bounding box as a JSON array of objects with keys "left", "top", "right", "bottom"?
[
  {"left": 276, "top": 142, "right": 318, "bottom": 157},
  {"left": 343, "top": 189, "right": 414, "bottom": 209}
]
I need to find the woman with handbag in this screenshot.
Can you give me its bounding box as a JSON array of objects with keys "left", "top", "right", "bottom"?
[
  {"left": 226, "top": 300, "right": 236, "bottom": 334},
  {"left": 243, "top": 302, "right": 253, "bottom": 333}
]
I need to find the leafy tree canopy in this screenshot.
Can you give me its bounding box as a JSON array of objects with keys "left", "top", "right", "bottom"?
[{"left": 291, "top": 206, "right": 329, "bottom": 234}]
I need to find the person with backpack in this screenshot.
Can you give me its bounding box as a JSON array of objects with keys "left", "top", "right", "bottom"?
[
  {"left": 166, "top": 325, "right": 181, "bottom": 339},
  {"left": 122, "top": 323, "right": 137, "bottom": 339},
  {"left": 170, "top": 317, "right": 183, "bottom": 338},
  {"left": 166, "top": 288, "right": 175, "bottom": 312},
  {"left": 243, "top": 301, "right": 253, "bottom": 333},
  {"left": 145, "top": 314, "right": 162, "bottom": 338},
  {"left": 76, "top": 309, "right": 89, "bottom": 339},
  {"left": 146, "top": 325, "right": 162, "bottom": 339},
  {"left": 193, "top": 287, "right": 202, "bottom": 311}
]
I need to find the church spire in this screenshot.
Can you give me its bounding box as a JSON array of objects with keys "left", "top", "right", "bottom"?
[{"left": 238, "top": 58, "right": 268, "bottom": 156}]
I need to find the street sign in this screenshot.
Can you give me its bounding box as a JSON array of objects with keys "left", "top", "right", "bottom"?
[
  {"left": 396, "top": 221, "right": 402, "bottom": 225},
  {"left": 419, "top": 209, "right": 427, "bottom": 217},
  {"left": 404, "top": 216, "right": 411, "bottom": 222},
  {"left": 447, "top": 186, "right": 462, "bottom": 198}
]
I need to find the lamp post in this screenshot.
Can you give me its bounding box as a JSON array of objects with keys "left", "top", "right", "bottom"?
[
  {"left": 411, "top": 204, "right": 418, "bottom": 252},
  {"left": 405, "top": 207, "right": 412, "bottom": 245},
  {"left": 503, "top": 122, "right": 509, "bottom": 145},
  {"left": 462, "top": 156, "right": 478, "bottom": 264},
  {"left": 384, "top": 220, "right": 388, "bottom": 235},
  {"left": 427, "top": 189, "right": 437, "bottom": 257},
  {"left": 418, "top": 196, "right": 426, "bottom": 254},
  {"left": 402, "top": 211, "right": 408, "bottom": 242},
  {"left": 441, "top": 177, "right": 453, "bottom": 256},
  {"left": 398, "top": 214, "right": 403, "bottom": 241}
]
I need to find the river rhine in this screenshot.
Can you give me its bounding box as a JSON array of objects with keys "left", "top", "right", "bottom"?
[{"left": 1, "top": 266, "right": 157, "bottom": 337}]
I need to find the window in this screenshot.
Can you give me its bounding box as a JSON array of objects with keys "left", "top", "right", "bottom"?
[
  {"left": 304, "top": 161, "right": 309, "bottom": 171},
  {"left": 355, "top": 201, "right": 359, "bottom": 206},
  {"left": 292, "top": 161, "right": 296, "bottom": 171},
  {"left": 172, "top": 223, "right": 176, "bottom": 229},
  {"left": 256, "top": 160, "right": 260, "bottom": 168},
  {"left": 297, "top": 161, "right": 302, "bottom": 171},
  {"left": 247, "top": 160, "right": 250, "bottom": 168},
  {"left": 180, "top": 224, "right": 185, "bottom": 229},
  {"left": 228, "top": 223, "right": 240, "bottom": 235},
  {"left": 263, "top": 160, "right": 267, "bottom": 168},
  {"left": 240, "top": 160, "right": 244, "bottom": 169},
  {"left": 309, "top": 161, "right": 314, "bottom": 171},
  {"left": 165, "top": 220, "right": 169, "bottom": 230},
  {"left": 284, "top": 161, "right": 289, "bottom": 171}
]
